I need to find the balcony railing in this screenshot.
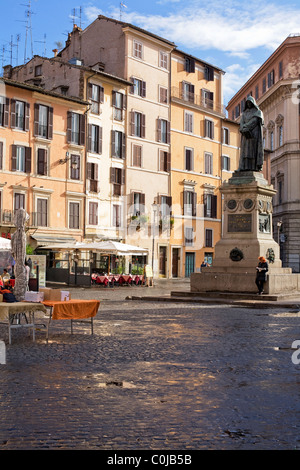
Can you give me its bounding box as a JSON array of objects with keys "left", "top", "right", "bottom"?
[
  {"left": 1, "top": 210, "right": 38, "bottom": 227},
  {"left": 171, "top": 86, "right": 226, "bottom": 116}
]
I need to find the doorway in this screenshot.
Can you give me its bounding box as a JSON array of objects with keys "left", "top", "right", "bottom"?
[
  {"left": 172, "top": 248, "right": 179, "bottom": 277},
  {"left": 159, "top": 246, "right": 167, "bottom": 277},
  {"left": 185, "top": 252, "right": 195, "bottom": 277}
]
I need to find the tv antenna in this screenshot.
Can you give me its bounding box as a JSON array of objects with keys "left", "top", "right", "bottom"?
[
  {"left": 21, "top": 0, "right": 34, "bottom": 62},
  {"left": 35, "top": 33, "right": 47, "bottom": 57},
  {"left": 120, "top": 2, "right": 127, "bottom": 21}
]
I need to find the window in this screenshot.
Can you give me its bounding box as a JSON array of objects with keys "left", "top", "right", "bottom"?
[
  {"left": 112, "top": 130, "right": 126, "bottom": 159},
  {"left": 35, "top": 65, "right": 42, "bottom": 76},
  {"left": 204, "top": 65, "right": 214, "bottom": 81},
  {"left": 201, "top": 89, "right": 213, "bottom": 109},
  {"left": 159, "top": 150, "right": 170, "bottom": 172},
  {"left": 157, "top": 119, "right": 170, "bottom": 144},
  {"left": 205, "top": 152, "right": 213, "bottom": 174},
  {"left": 37, "top": 148, "right": 47, "bottom": 175},
  {"left": 204, "top": 119, "right": 214, "bottom": 139},
  {"left": 222, "top": 127, "right": 230, "bottom": 145},
  {"left": 34, "top": 104, "right": 53, "bottom": 139},
  {"left": 159, "top": 87, "right": 168, "bottom": 104},
  {"left": 88, "top": 124, "right": 102, "bottom": 154},
  {"left": 110, "top": 167, "right": 125, "bottom": 196},
  {"left": 113, "top": 205, "right": 121, "bottom": 227},
  {"left": 69, "top": 202, "right": 80, "bottom": 229},
  {"left": 87, "top": 162, "right": 98, "bottom": 192},
  {"left": 183, "top": 190, "right": 196, "bottom": 216},
  {"left": 278, "top": 179, "right": 283, "bottom": 205},
  {"left": 204, "top": 193, "right": 217, "bottom": 218},
  {"left": 133, "top": 40, "right": 143, "bottom": 59},
  {"left": 132, "top": 192, "right": 145, "bottom": 216},
  {"left": 182, "top": 82, "right": 194, "bottom": 102},
  {"left": 131, "top": 78, "right": 146, "bottom": 97},
  {"left": 37, "top": 198, "right": 48, "bottom": 227},
  {"left": 113, "top": 91, "right": 126, "bottom": 120},
  {"left": 185, "top": 148, "right": 194, "bottom": 171},
  {"left": 222, "top": 155, "right": 231, "bottom": 171},
  {"left": 14, "top": 193, "right": 25, "bottom": 211},
  {"left": 205, "top": 229, "right": 213, "bottom": 247},
  {"left": 11, "top": 100, "right": 29, "bottom": 131},
  {"left": 185, "top": 57, "right": 195, "bottom": 73},
  {"left": 11, "top": 145, "right": 31, "bottom": 173},
  {"left": 235, "top": 104, "right": 240, "bottom": 119},
  {"left": 184, "top": 111, "right": 193, "bottom": 133},
  {"left": 255, "top": 85, "right": 259, "bottom": 100},
  {"left": 185, "top": 227, "right": 194, "bottom": 246},
  {"left": 160, "top": 52, "right": 168, "bottom": 69},
  {"left": 0, "top": 97, "right": 9, "bottom": 128},
  {"left": 279, "top": 125, "right": 283, "bottom": 146},
  {"left": 262, "top": 78, "right": 266, "bottom": 93},
  {"left": 67, "top": 112, "right": 86, "bottom": 145},
  {"left": 70, "top": 154, "right": 80, "bottom": 180},
  {"left": 130, "top": 111, "right": 145, "bottom": 138},
  {"left": 132, "top": 145, "right": 142, "bottom": 167},
  {"left": 88, "top": 83, "right": 104, "bottom": 114},
  {"left": 268, "top": 69, "right": 275, "bottom": 88},
  {"left": 270, "top": 131, "right": 274, "bottom": 150},
  {"left": 89, "top": 202, "right": 98, "bottom": 225},
  {"left": 158, "top": 195, "right": 172, "bottom": 219}
]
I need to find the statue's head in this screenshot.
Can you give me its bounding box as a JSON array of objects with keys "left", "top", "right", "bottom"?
[{"left": 13, "top": 208, "right": 29, "bottom": 228}]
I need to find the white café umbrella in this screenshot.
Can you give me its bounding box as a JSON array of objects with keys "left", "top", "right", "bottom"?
[{"left": 0, "top": 237, "right": 11, "bottom": 251}]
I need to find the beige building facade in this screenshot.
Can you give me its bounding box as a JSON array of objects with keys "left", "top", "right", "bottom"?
[{"left": 227, "top": 34, "right": 300, "bottom": 272}]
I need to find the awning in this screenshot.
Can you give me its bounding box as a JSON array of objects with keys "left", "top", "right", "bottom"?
[
  {"left": 40, "top": 240, "right": 148, "bottom": 255},
  {"left": 30, "top": 234, "right": 77, "bottom": 246},
  {"left": 0, "top": 237, "right": 11, "bottom": 251}
]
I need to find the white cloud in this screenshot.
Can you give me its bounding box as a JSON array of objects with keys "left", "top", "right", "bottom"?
[
  {"left": 223, "top": 62, "right": 262, "bottom": 104},
  {"left": 84, "top": 6, "right": 103, "bottom": 22}
]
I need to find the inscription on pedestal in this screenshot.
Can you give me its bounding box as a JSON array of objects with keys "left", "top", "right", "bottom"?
[{"left": 228, "top": 213, "right": 252, "bottom": 232}]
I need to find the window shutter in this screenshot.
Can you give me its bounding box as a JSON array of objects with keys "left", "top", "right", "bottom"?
[
  {"left": 183, "top": 191, "right": 187, "bottom": 215},
  {"left": 110, "top": 167, "right": 116, "bottom": 183},
  {"left": 25, "top": 103, "right": 30, "bottom": 131},
  {"left": 192, "top": 192, "right": 197, "bottom": 217},
  {"left": 88, "top": 124, "right": 92, "bottom": 152},
  {"left": 79, "top": 114, "right": 86, "bottom": 145},
  {"left": 99, "top": 126, "right": 103, "bottom": 154},
  {"left": 34, "top": 104, "right": 39, "bottom": 136},
  {"left": 167, "top": 121, "right": 170, "bottom": 144},
  {"left": 100, "top": 86, "right": 104, "bottom": 103},
  {"left": 141, "top": 81, "right": 146, "bottom": 98},
  {"left": 112, "top": 90, "right": 116, "bottom": 107},
  {"left": 3, "top": 98, "right": 9, "bottom": 128},
  {"left": 141, "top": 114, "right": 146, "bottom": 138},
  {"left": 130, "top": 77, "right": 135, "bottom": 94},
  {"left": 130, "top": 111, "right": 135, "bottom": 135},
  {"left": 48, "top": 107, "right": 53, "bottom": 139},
  {"left": 111, "top": 130, "right": 116, "bottom": 157},
  {"left": 122, "top": 132, "right": 126, "bottom": 159},
  {"left": 122, "top": 94, "right": 127, "bottom": 110},
  {"left": 88, "top": 83, "right": 93, "bottom": 100},
  {"left": 203, "top": 194, "right": 208, "bottom": 217},
  {"left": 0, "top": 142, "right": 3, "bottom": 170},
  {"left": 157, "top": 119, "right": 161, "bottom": 142},
  {"left": 121, "top": 169, "right": 126, "bottom": 185},
  {"left": 11, "top": 145, "right": 17, "bottom": 171},
  {"left": 25, "top": 147, "right": 31, "bottom": 173},
  {"left": 37, "top": 148, "right": 47, "bottom": 175},
  {"left": 87, "top": 162, "right": 92, "bottom": 180},
  {"left": 67, "top": 111, "right": 72, "bottom": 143},
  {"left": 211, "top": 195, "right": 217, "bottom": 218},
  {"left": 10, "top": 99, "right": 16, "bottom": 128},
  {"left": 166, "top": 152, "right": 171, "bottom": 172}
]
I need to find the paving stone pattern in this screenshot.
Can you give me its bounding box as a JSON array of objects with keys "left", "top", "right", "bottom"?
[{"left": 0, "top": 281, "right": 300, "bottom": 450}]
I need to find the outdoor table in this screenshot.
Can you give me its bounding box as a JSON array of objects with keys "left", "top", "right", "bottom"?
[
  {"left": 119, "top": 275, "right": 132, "bottom": 286},
  {"left": 42, "top": 299, "right": 100, "bottom": 341},
  {"left": 0, "top": 301, "right": 47, "bottom": 344}
]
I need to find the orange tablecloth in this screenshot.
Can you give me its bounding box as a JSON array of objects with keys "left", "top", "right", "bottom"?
[{"left": 43, "top": 300, "right": 100, "bottom": 320}]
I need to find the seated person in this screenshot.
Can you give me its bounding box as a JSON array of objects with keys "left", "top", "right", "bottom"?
[{"left": 2, "top": 269, "right": 10, "bottom": 285}]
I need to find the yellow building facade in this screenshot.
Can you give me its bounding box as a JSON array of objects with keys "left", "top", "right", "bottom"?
[{"left": 169, "top": 50, "right": 239, "bottom": 277}]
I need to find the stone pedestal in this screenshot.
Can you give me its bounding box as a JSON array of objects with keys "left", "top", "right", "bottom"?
[{"left": 191, "top": 171, "right": 300, "bottom": 294}]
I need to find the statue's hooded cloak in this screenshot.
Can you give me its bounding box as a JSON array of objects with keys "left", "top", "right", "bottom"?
[{"left": 238, "top": 96, "right": 264, "bottom": 171}]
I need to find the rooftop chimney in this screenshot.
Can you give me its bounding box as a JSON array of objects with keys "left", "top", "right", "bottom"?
[{"left": 52, "top": 49, "right": 58, "bottom": 57}]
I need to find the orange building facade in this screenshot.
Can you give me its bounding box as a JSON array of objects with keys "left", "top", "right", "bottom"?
[{"left": 0, "top": 78, "right": 88, "bottom": 247}]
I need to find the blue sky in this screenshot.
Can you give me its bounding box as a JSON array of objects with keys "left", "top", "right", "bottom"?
[{"left": 1, "top": 0, "right": 300, "bottom": 105}]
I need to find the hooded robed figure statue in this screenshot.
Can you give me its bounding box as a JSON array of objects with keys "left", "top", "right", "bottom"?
[{"left": 238, "top": 96, "right": 264, "bottom": 172}]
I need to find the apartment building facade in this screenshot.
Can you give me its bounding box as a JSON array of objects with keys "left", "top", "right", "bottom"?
[
  {"left": 7, "top": 56, "right": 131, "bottom": 246},
  {"left": 170, "top": 49, "right": 240, "bottom": 277},
  {"left": 0, "top": 77, "right": 87, "bottom": 248},
  {"left": 227, "top": 34, "right": 300, "bottom": 272},
  {"left": 57, "top": 17, "right": 175, "bottom": 277}
]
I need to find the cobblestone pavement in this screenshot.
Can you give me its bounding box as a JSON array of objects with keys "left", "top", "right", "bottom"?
[{"left": 1, "top": 280, "right": 300, "bottom": 450}]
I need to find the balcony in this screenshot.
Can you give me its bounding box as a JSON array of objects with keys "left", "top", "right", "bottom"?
[
  {"left": 1, "top": 210, "right": 38, "bottom": 227},
  {"left": 171, "top": 86, "right": 226, "bottom": 116}
]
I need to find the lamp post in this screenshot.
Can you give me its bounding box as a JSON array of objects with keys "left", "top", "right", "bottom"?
[
  {"left": 152, "top": 203, "right": 158, "bottom": 272},
  {"left": 277, "top": 220, "right": 282, "bottom": 261}
]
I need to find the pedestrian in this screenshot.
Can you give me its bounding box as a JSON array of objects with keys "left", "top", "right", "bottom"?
[
  {"left": 255, "top": 256, "right": 268, "bottom": 294},
  {"left": 25, "top": 261, "right": 30, "bottom": 289}
]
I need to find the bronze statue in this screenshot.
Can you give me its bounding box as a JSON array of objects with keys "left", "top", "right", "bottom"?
[{"left": 238, "top": 96, "right": 264, "bottom": 172}]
